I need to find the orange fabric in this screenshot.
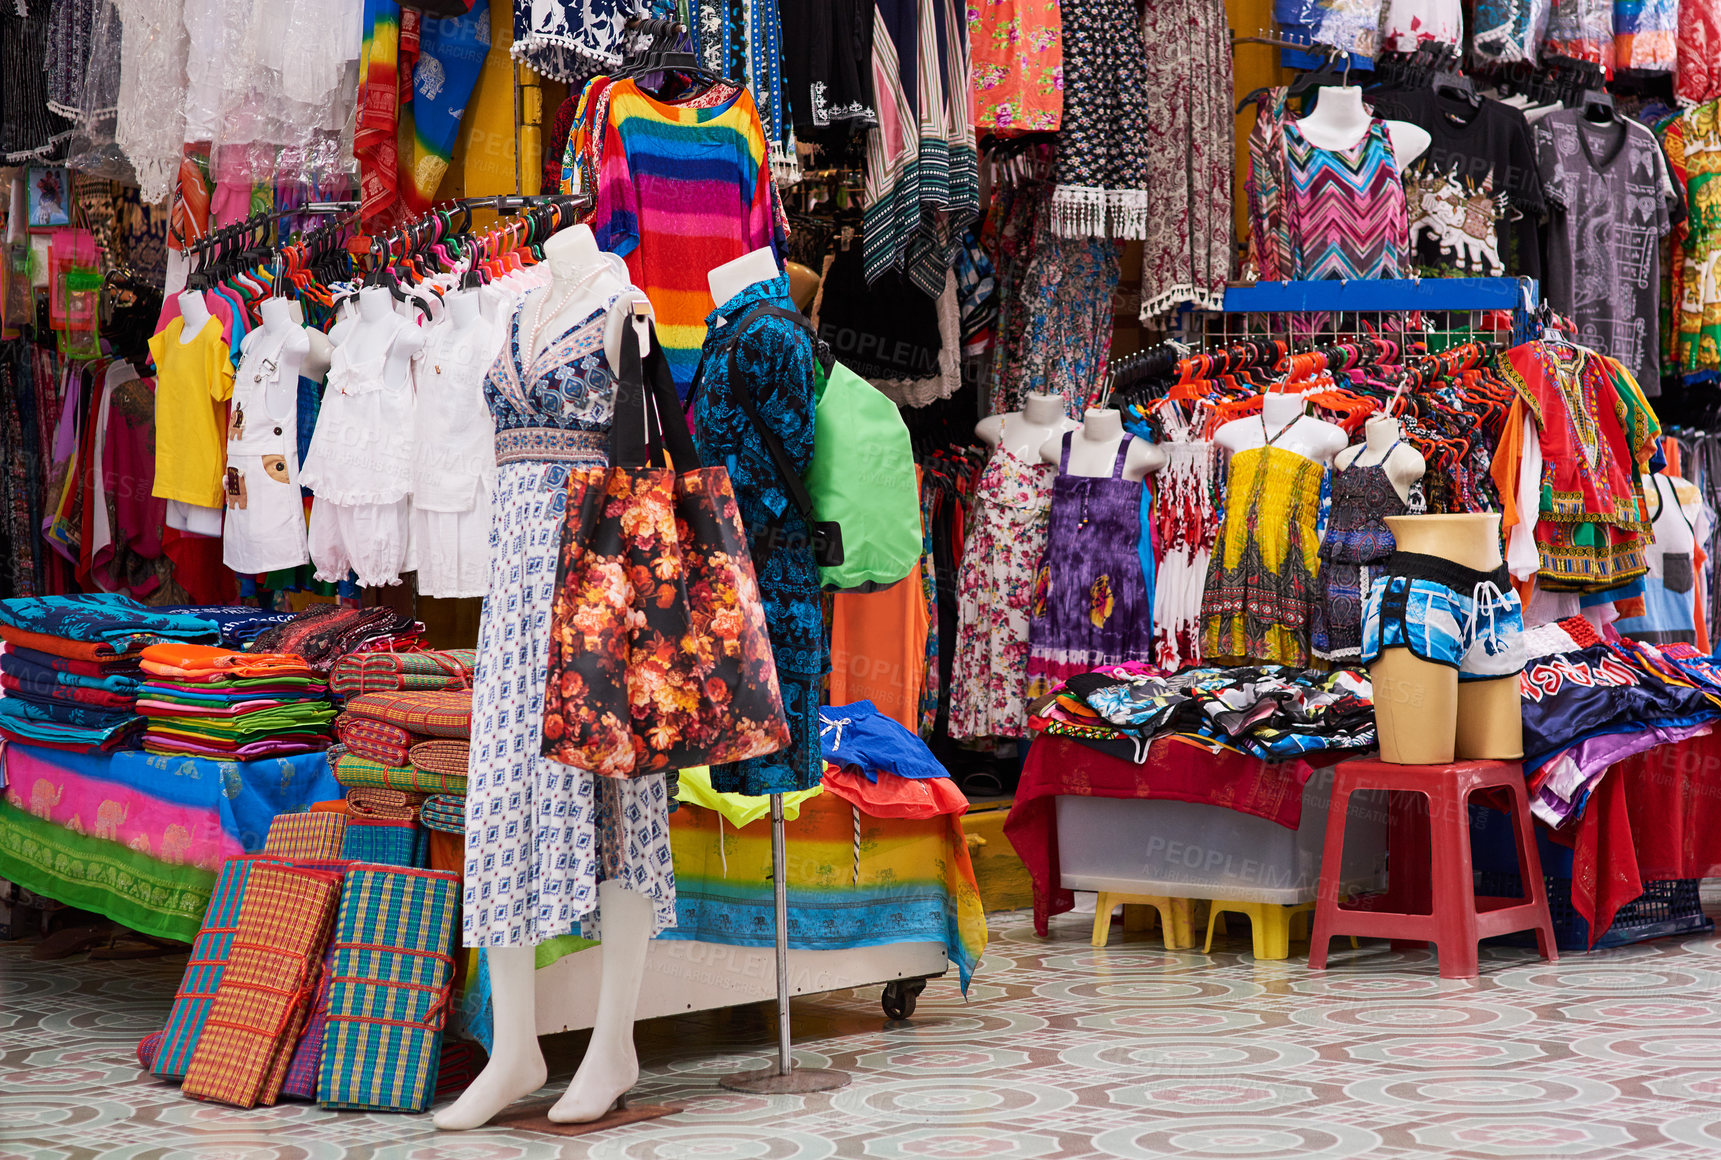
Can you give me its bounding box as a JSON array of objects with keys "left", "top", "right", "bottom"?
[
  {"left": 827, "top": 569, "right": 931, "bottom": 732},
  {"left": 309, "top": 800, "right": 351, "bottom": 815},
  {"left": 820, "top": 766, "right": 969, "bottom": 820},
  {"left": 1492, "top": 400, "right": 1538, "bottom": 607},
  {"left": 139, "top": 643, "right": 313, "bottom": 679},
  {"left": 426, "top": 829, "right": 463, "bottom": 874},
  {"left": 0, "top": 624, "right": 126, "bottom": 661}
]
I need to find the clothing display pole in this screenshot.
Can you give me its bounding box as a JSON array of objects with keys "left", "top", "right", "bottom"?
[{"left": 719, "top": 794, "right": 850, "bottom": 1094}]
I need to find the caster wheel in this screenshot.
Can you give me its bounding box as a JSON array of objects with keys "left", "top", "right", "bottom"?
[{"left": 882, "top": 977, "right": 927, "bottom": 1020}]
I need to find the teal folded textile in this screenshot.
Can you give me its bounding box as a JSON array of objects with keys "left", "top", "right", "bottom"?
[
  {"left": 0, "top": 699, "right": 143, "bottom": 748},
  {"left": 1, "top": 653, "right": 141, "bottom": 693},
  {"left": 318, "top": 866, "right": 459, "bottom": 1112},
  {"left": 420, "top": 795, "right": 465, "bottom": 834},
  {"left": 0, "top": 594, "right": 218, "bottom": 648},
  {"left": 0, "top": 693, "right": 135, "bottom": 730},
  {"left": 340, "top": 819, "right": 424, "bottom": 868}
]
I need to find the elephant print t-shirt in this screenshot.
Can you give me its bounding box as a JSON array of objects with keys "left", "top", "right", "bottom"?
[
  {"left": 1536, "top": 109, "right": 1681, "bottom": 395},
  {"left": 1368, "top": 89, "right": 1545, "bottom": 281}
]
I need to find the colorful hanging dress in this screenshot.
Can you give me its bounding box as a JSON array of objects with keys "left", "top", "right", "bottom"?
[
  {"left": 1201, "top": 425, "right": 1326, "bottom": 667},
  {"left": 1025, "top": 434, "right": 1153, "bottom": 697},
  {"left": 1282, "top": 114, "right": 1410, "bottom": 281},
  {"left": 949, "top": 429, "right": 1056, "bottom": 739},
  {"left": 1312, "top": 450, "right": 1410, "bottom": 662}
]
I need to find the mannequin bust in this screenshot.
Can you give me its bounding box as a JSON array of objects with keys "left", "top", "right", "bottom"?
[
  {"left": 976, "top": 392, "right": 1079, "bottom": 461},
  {"left": 1370, "top": 513, "right": 1524, "bottom": 764},
  {"left": 251, "top": 297, "right": 313, "bottom": 419},
  {"left": 1296, "top": 85, "right": 1431, "bottom": 171},
  {"left": 1214, "top": 391, "right": 1349, "bottom": 462},
  {"left": 527, "top": 225, "right": 627, "bottom": 361},
  {"left": 710, "top": 247, "right": 782, "bottom": 313},
  {"left": 177, "top": 289, "right": 212, "bottom": 343},
  {"left": 1334, "top": 414, "right": 1426, "bottom": 503},
  {"left": 443, "top": 286, "right": 484, "bottom": 333},
  {"left": 334, "top": 287, "right": 425, "bottom": 388},
  {"left": 1040, "top": 407, "right": 1166, "bottom": 480},
  {"left": 435, "top": 256, "right": 660, "bottom": 1135},
  {"left": 301, "top": 327, "right": 334, "bottom": 382}
]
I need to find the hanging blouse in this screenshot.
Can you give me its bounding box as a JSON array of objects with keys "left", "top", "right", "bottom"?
[{"left": 1281, "top": 116, "right": 1409, "bottom": 281}]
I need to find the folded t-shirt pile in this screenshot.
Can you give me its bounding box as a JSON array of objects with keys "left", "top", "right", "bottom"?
[
  {"left": 1028, "top": 662, "right": 1377, "bottom": 763},
  {"left": 819, "top": 700, "right": 968, "bottom": 819},
  {"left": 1519, "top": 616, "right": 1721, "bottom": 826},
  {"left": 137, "top": 643, "right": 338, "bottom": 759},
  {"left": 250, "top": 604, "right": 423, "bottom": 674},
  {"left": 0, "top": 594, "right": 219, "bottom": 753}
]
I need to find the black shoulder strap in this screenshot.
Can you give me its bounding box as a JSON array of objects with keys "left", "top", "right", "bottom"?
[{"left": 713, "top": 303, "right": 820, "bottom": 526}]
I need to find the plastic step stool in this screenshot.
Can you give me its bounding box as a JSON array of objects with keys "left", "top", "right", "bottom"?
[
  {"left": 1308, "top": 757, "right": 1558, "bottom": 979},
  {"left": 1092, "top": 893, "right": 1194, "bottom": 949},
  {"left": 1202, "top": 900, "right": 1316, "bottom": 960}
]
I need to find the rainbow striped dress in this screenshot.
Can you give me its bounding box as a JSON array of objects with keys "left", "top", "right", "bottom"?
[
  {"left": 592, "top": 80, "right": 782, "bottom": 399},
  {"left": 1282, "top": 116, "right": 1409, "bottom": 281}
]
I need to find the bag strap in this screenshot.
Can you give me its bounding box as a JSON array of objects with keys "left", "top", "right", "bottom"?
[
  {"left": 712, "top": 303, "right": 819, "bottom": 525},
  {"left": 612, "top": 313, "right": 700, "bottom": 470}
]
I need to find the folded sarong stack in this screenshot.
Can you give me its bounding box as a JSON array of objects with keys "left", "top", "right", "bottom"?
[
  {"left": 0, "top": 594, "right": 219, "bottom": 753},
  {"left": 137, "top": 643, "right": 338, "bottom": 759},
  {"left": 147, "top": 854, "right": 459, "bottom": 1111},
  {"left": 250, "top": 604, "right": 424, "bottom": 674}
]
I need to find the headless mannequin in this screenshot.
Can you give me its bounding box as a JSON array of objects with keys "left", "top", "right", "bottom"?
[
  {"left": 443, "top": 285, "right": 484, "bottom": 334},
  {"left": 976, "top": 391, "right": 1078, "bottom": 461},
  {"left": 166, "top": 289, "right": 224, "bottom": 535},
  {"left": 1214, "top": 391, "right": 1349, "bottom": 463},
  {"left": 1334, "top": 414, "right": 1426, "bottom": 504},
  {"left": 436, "top": 235, "right": 658, "bottom": 1135},
  {"left": 1040, "top": 407, "right": 1166, "bottom": 481},
  {"left": 710, "top": 246, "right": 782, "bottom": 313},
  {"left": 1297, "top": 85, "right": 1431, "bottom": 171},
  {"left": 334, "top": 287, "right": 424, "bottom": 385},
  {"left": 253, "top": 298, "right": 312, "bottom": 418},
  {"left": 177, "top": 289, "right": 212, "bottom": 342},
  {"left": 1371, "top": 514, "right": 1524, "bottom": 764}
]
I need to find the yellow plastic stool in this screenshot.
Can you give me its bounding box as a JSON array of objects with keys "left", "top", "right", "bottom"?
[
  {"left": 1202, "top": 900, "right": 1317, "bottom": 960},
  {"left": 1092, "top": 893, "right": 1195, "bottom": 949}
]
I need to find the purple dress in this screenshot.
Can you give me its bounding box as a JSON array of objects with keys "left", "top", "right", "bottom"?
[{"left": 1025, "top": 434, "right": 1153, "bottom": 696}]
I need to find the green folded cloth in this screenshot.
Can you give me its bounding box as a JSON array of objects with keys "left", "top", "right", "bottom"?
[{"left": 332, "top": 750, "right": 467, "bottom": 795}]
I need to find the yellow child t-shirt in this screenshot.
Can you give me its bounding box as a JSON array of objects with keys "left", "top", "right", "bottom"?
[{"left": 147, "top": 315, "right": 235, "bottom": 507}]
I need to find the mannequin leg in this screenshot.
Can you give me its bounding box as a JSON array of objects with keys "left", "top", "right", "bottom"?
[
  {"left": 1370, "top": 647, "right": 1458, "bottom": 765},
  {"left": 548, "top": 881, "right": 653, "bottom": 1122},
  {"left": 1455, "top": 675, "right": 1524, "bottom": 761},
  {"left": 433, "top": 946, "right": 546, "bottom": 1131}
]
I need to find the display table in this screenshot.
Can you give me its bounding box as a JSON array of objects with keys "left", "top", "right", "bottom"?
[{"left": 0, "top": 743, "right": 340, "bottom": 940}]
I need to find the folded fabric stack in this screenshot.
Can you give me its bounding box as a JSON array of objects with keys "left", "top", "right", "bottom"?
[
  {"left": 0, "top": 594, "right": 219, "bottom": 753},
  {"left": 137, "top": 643, "right": 339, "bottom": 759},
  {"left": 420, "top": 795, "right": 465, "bottom": 833},
  {"left": 330, "top": 691, "right": 473, "bottom": 796},
  {"left": 329, "top": 648, "right": 476, "bottom": 700},
  {"left": 159, "top": 606, "right": 301, "bottom": 650},
  {"left": 1520, "top": 618, "right": 1721, "bottom": 826},
  {"left": 251, "top": 605, "right": 424, "bottom": 673},
  {"left": 819, "top": 700, "right": 968, "bottom": 820},
  {"left": 1028, "top": 662, "right": 1377, "bottom": 764}
]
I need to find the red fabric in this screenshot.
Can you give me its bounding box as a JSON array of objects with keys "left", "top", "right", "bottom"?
[
  {"left": 820, "top": 766, "right": 969, "bottom": 820},
  {"left": 1556, "top": 729, "right": 1721, "bottom": 941},
  {"left": 162, "top": 528, "right": 236, "bottom": 605},
  {"left": 1005, "top": 735, "right": 1315, "bottom": 936}
]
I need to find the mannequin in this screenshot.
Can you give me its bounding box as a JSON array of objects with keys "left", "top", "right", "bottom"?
[
  {"left": 1040, "top": 407, "right": 1166, "bottom": 480},
  {"left": 976, "top": 391, "right": 1079, "bottom": 461},
  {"left": 177, "top": 289, "right": 212, "bottom": 343},
  {"left": 1334, "top": 413, "right": 1426, "bottom": 503},
  {"left": 255, "top": 297, "right": 312, "bottom": 409},
  {"left": 710, "top": 247, "right": 782, "bottom": 313},
  {"left": 1214, "top": 390, "right": 1349, "bottom": 462},
  {"left": 1296, "top": 85, "right": 1431, "bottom": 171},
  {"left": 784, "top": 260, "right": 821, "bottom": 311},
  {"left": 435, "top": 232, "right": 660, "bottom": 1134},
  {"left": 528, "top": 225, "right": 627, "bottom": 361},
  {"left": 337, "top": 286, "right": 425, "bottom": 378},
  {"left": 443, "top": 285, "right": 484, "bottom": 333},
  {"left": 1370, "top": 514, "right": 1525, "bottom": 764}
]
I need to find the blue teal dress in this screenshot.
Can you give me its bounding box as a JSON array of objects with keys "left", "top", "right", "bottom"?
[{"left": 693, "top": 275, "right": 826, "bottom": 796}]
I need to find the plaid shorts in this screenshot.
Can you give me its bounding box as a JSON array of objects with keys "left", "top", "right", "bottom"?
[{"left": 1361, "top": 553, "right": 1526, "bottom": 681}]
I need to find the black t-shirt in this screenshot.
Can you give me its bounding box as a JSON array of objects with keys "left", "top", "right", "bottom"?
[{"left": 1368, "top": 89, "right": 1546, "bottom": 280}]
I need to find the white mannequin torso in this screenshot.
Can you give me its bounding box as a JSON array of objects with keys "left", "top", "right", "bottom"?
[
  {"left": 177, "top": 290, "right": 212, "bottom": 343},
  {"left": 246, "top": 298, "right": 312, "bottom": 418},
  {"left": 709, "top": 247, "right": 782, "bottom": 313},
  {"left": 1334, "top": 414, "right": 1426, "bottom": 503},
  {"left": 1039, "top": 408, "right": 1166, "bottom": 481},
  {"left": 1295, "top": 85, "right": 1431, "bottom": 172},
  {"left": 529, "top": 225, "right": 628, "bottom": 361},
  {"left": 334, "top": 286, "right": 424, "bottom": 390},
  {"left": 976, "top": 392, "right": 1078, "bottom": 461},
  {"left": 1214, "top": 391, "right": 1349, "bottom": 463}
]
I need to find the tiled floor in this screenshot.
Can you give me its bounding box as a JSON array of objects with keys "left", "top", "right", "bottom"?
[{"left": 6, "top": 905, "right": 1721, "bottom": 1159}]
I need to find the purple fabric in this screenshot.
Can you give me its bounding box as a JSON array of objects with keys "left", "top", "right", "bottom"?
[
  {"left": 1533, "top": 721, "right": 1716, "bottom": 823},
  {"left": 142, "top": 734, "right": 332, "bottom": 759}
]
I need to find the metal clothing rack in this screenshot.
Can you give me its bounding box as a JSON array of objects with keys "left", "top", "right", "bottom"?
[{"left": 1211, "top": 276, "right": 1542, "bottom": 351}]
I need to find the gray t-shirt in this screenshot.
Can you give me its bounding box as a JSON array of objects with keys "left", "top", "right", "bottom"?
[{"left": 1535, "top": 110, "right": 1676, "bottom": 395}]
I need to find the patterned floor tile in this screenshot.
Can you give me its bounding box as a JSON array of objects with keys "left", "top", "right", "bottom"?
[{"left": 6, "top": 906, "right": 1721, "bottom": 1159}]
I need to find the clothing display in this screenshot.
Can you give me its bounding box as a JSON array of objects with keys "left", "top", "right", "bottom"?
[
  {"left": 1047, "top": 0, "right": 1149, "bottom": 239},
  {"left": 966, "top": 0, "right": 1061, "bottom": 133},
  {"left": 1359, "top": 552, "right": 1529, "bottom": 678},
  {"left": 222, "top": 328, "right": 311, "bottom": 575},
  {"left": 1314, "top": 454, "right": 1411, "bottom": 661},
  {"left": 410, "top": 304, "right": 501, "bottom": 599},
  {"left": 1025, "top": 435, "right": 1154, "bottom": 697},
  {"left": 781, "top": 0, "right": 877, "bottom": 132}
]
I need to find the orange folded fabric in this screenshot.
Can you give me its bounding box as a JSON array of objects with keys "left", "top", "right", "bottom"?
[
  {"left": 140, "top": 643, "right": 314, "bottom": 680},
  {"left": 819, "top": 766, "right": 969, "bottom": 820},
  {"left": 309, "top": 800, "right": 351, "bottom": 815},
  {"left": 0, "top": 624, "right": 127, "bottom": 662}
]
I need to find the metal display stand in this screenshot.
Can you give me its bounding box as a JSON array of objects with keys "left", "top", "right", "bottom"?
[{"left": 719, "top": 794, "right": 851, "bottom": 1094}]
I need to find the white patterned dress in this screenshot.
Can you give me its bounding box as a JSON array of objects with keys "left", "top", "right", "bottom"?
[{"left": 462, "top": 291, "right": 676, "bottom": 947}]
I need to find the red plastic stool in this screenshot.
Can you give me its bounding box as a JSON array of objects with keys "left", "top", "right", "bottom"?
[{"left": 1308, "top": 757, "right": 1558, "bottom": 979}]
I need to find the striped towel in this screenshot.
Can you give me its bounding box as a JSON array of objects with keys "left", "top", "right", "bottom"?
[
  {"left": 346, "top": 786, "right": 425, "bottom": 821},
  {"left": 263, "top": 812, "right": 348, "bottom": 860},
  {"left": 318, "top": 866, "right": 460, "bottom": 1112},
  {"left": 330, "top": 648, "right": 475, "bottom": 698},
  {"left": 334, "top": 749, "right": 467, "bottom": 795},
  {"left": 420, "top": 795, "right": 465, "bottom": 834},
  {"left": 181, "top": 864, "right": 343, "bottom": 1108}
]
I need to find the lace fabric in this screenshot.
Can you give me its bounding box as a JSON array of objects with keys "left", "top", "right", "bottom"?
[{"left": 113, "top": 0, "right": 188, "bottom": 202}]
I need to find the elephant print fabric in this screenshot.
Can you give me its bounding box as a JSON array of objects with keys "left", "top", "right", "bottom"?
[{"left": 1366, "top": 88, "right": 1548, "bottom": 282}]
